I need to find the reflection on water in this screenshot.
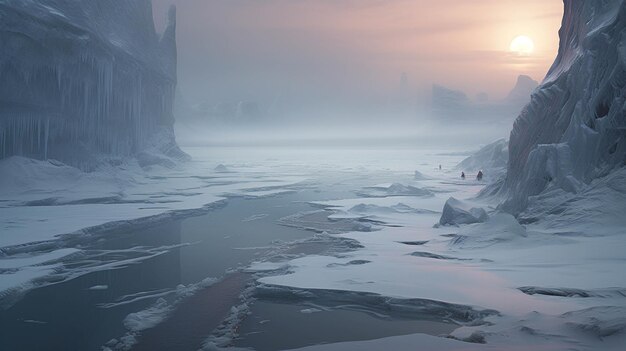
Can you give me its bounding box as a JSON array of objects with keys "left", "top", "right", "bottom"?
[
  {"left": 1, "top": 163, "right": 468, "bottom": 351},
  {"left": 0, "top": 220, "right": 184, "bottom": 351},
  {"left": 0, "top": 193, "right": 325, "bottom": 351},
  {"left": 132, "top": 273, "right": 251, "bottom": 351}
]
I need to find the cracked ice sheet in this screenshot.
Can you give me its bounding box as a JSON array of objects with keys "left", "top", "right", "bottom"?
[
  {"left": 0, "top": 148, "right": 309, "bottom": 296},
  {"left": 0, "top": 248, "right": 79, "bottom": 293},
  {"left": 256, "top": 223, "right": 626, "bottom": 350},
  {"left": 254, "top": 161, "right": 626, "bottom": 350},
  {"left": 310, "top": 196, "right": 444, "bottom": 227},
  {"left": 257, "top": 227, "right": 579, "bottom": 316},
  {"left": 263, "top": 169, "right": 622, "bottom": 311},
  {"left": 0, "top": 146, "right": 467, "bottom": 251},
  {"left": 281, "top": 333, "right": 555, "bottom": 351},
  {"left": 255, "top": 173, "right": 519, "bottom": 315},
  {"left": 0, "top": 151, "right": 308, "bottom": 249},
  {"left": 306, "top": 175, "right": 489, "bottom": 227}
]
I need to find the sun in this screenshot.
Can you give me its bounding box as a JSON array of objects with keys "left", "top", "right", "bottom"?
[{"left": 510, "top": 35, "right": 535, "bottom": 56}]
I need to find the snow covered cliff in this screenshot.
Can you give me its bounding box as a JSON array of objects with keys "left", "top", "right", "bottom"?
[
  {"left": 0, "top": 0, "right": 185, "bottom": 168},
  {"left": 501, "top": 0, "right": 626, "bottom": 213}
]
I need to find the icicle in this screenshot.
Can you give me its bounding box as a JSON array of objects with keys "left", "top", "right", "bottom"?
[
  {"left": 0, "top": 1, "right": 181, "bottom": 165},
  {"left": 44, "top": 117, "right": 49, "bottom": 160}
]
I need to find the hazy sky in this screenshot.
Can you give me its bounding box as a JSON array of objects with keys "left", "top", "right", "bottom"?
[{"left": 152, "top": 0, "right": 563, "bottom": 111}]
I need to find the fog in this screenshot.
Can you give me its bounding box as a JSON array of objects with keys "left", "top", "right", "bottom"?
[
  {"left": 151, "top": 0, "right": 563, "bottom": 150},
  {"left": 5, "top": 2, "right": 625, "bottom": 350}
]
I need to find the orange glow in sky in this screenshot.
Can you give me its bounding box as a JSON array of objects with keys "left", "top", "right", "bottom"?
[{"left": 153, "top": 0, "right": 563, "bottom": 104}]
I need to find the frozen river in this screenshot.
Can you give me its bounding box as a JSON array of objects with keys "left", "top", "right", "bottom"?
[
  {"left": 1, "top": 194, "right": 323, "bottom": 350},
  {"left": 1, "top": 147, "right": 625, "bottom": 351}
]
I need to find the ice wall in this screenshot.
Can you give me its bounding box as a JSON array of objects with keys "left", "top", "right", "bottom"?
[
  {"left": 0, "top": 0, "right": 181, "bottom": 167},
  {"left": 501, "top": 0, "right": 626, "bottom": 213}
]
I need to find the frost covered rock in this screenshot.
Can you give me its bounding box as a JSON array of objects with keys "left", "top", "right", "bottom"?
[
  {"left": 0, "top": 1, "right": 182, "bottom": 167},
  {"left": 439, "top": 197, "right": 488, "bottom": 226},
  {"left": 502, "top": 0, "right": 626, "bottom": 213}
]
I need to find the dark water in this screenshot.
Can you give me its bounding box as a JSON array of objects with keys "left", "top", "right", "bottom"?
[
  {"left": 132, "top": 273, "right": 251, "bottom": 351},
  {"left": 236, "top": 301, "right": 457, "bottom": 351},
  {"left": 0, "top": 192, "right": 325, "bottom": 351},
  {"left": 1, "top": 185, "right": 458, "bottom": 351}
]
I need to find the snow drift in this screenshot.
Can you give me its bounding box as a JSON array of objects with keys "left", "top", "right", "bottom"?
[
  {"left": 457, "top": 139, "right": 508, "bottom": 174},
  {"left": 0, "top": 0, "right": 185, "bottom": 168},
  {"left": 501, "top": 0, "right": 626, "bottom": 213},
  {"left": 451, "top": 213, "right": 527, "bottom": 249}
]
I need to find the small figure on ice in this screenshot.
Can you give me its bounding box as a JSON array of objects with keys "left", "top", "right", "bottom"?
[
  {"left": 439, "top": 164, "right": 442, "bottom": 170},
  {"left": 461, "top": 172, "right": 465, "bottom": 180},
  {"left": 476, "top": 170, "right": 483, "bottom": 181}
]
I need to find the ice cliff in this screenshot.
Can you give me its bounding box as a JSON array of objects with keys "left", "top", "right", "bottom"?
[
  {"left": 0, "top": 0, "right": 185, "bottom": 168},
  {"left": 501, "top": 0, "right": 626, "bottom": 213}
]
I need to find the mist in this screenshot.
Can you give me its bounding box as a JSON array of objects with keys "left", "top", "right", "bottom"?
[
  {"left": 151, "top": 0, "right": 562, "bottom": 150},
  {"left": 4, "top": 1, "right": 626, "bottom": 350}
]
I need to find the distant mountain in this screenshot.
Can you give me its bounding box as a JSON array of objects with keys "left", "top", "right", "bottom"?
[
  {"left": 431, "top": 84, "right": 469, "bottom": 111},
  {"left": 430, "top": 78, "right": 537, "bottom": 125},
  {"left": 504, "top": 75, "right": 539, "bottom": 105}
]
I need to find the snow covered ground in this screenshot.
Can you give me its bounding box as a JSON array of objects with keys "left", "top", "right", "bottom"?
[
  {"left": 2, "top": 145, "right": 625, "bottom": 350},
  {"left": 244, "top": 149, "right": 626, "bottom": 350}
]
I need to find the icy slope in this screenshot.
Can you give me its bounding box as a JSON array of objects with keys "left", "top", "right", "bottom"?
[
  {"left": 502, "top": 0, "right": 626, "bottom": 213},
  {"left": 0, "top": 0, "right": 182, "bottom": 167},
  {"left": 457, "top": 139, "right": 508, "bottom": 174}
]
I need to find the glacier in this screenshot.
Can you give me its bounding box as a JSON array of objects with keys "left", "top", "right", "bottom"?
[
  {"left": 0, "top": 0, "right": 184, "bottom": 168},
  {"left": 501, "top": 0, "right": 626, "bottom": 213}
]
